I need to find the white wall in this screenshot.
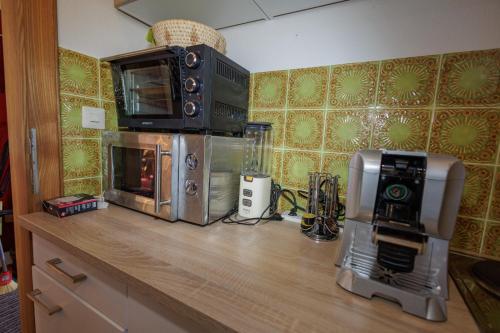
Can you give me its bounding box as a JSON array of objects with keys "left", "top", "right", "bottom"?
[
  {"left": 57, "top": 0, "right": 500, "bottom": 69},
  {"left": 220, "top": 0, "right": 500, "bottom": 72},
  {"left": 57, "top": 0, "right": 149, "bottom": 58}
]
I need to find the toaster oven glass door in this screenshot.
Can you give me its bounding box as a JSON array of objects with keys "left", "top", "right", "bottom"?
[{"left": 120, "top": 57, "right": 182, "bottom": 118}]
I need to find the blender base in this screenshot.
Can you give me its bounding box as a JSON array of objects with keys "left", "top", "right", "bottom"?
[{"left": 238, "top": 175, "right": 271, "bottom": 219}]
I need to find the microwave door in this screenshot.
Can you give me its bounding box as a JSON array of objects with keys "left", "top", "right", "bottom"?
[
  {"left": 154, "top": 144, "right": 172, "bottom": 214},
  {"left": 154, "top": 135, "right": 179, "bottom": 221},
  {"left": 105, "top": 137, "right": 178, "bottom": 221}
]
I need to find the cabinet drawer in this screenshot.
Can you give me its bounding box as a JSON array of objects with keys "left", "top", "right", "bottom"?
[
  {"left": 31, "top": 266, "right": 125, "bottom": 333},
  {"left": 32, "top": 234, "right": 127, "bottom": 327},
  {"left": 127, "top": 288, "right": 205, "bottom": 333}
]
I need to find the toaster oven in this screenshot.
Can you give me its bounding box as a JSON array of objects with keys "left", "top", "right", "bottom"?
[
  {"left": 102, "top": 131, "right": 246, "bottom": 225},
  {"left": 102, "top": 44, "right": 250, "bottom": 135}
]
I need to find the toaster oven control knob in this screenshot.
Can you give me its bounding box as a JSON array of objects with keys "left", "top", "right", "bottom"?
[
  {"left": 185, "top": 180, "right": 198, "bottom": 196},
  {"left": 184, "top": 101, "right": 200, "bottom": 117},
  {"left": 184, "top": 77, "right": 200, "bottom": 93},
  {"left": 185, "top": 52, "right": 201, "bottom": 69}
]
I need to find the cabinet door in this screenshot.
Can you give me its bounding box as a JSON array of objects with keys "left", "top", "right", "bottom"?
[
  {"left": 32, "top": 234, "right": 127, "bottom": 326},
  {"left": 31, "top": 266, "right": 126, "bottom": 333},
  {"left": 127, "top": 288, "right": 205, "bottom": 333}
]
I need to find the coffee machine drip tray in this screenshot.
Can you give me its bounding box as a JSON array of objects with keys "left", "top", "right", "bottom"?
[
  {"left": 337, "top": 219, "right": 451, "bottom": 321},
  {"left": 344, "top": 222, "right": 440, "bottom": 294}
]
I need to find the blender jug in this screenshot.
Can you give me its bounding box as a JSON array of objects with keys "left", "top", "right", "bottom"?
[{"left": 238, "top": 122, "right": 273, "bottom": 218}]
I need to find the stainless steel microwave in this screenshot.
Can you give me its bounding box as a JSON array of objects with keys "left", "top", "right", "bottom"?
[{"left": 102, "top": 131, "right": 245, "bottom": 225}]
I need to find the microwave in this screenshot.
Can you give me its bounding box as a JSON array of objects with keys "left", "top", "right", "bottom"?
[
  {"left": 102, "top": 131, "right": 246, "bottom": 225},
  {"left": 102, "top": 44, "right": 250, "bottom": 134}
]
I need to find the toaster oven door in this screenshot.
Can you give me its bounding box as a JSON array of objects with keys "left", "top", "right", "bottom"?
[
  {"left": 109, "top": 49, "right": 185, "bottom": 130},
  {"left": 103, "top": 132, "right": 179, "bottom": 221}
]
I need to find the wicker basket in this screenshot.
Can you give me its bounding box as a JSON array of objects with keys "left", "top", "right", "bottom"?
[{"left": 152, "top": 19, "right": 226, "bottom": 54}]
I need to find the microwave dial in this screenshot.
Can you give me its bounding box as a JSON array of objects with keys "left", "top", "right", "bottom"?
[
  {"left": 185, "top": 154, "right": 198, "bottom": 170},
  {"left": 185, "top": 180, "right": 198, "bottom": 196},
  {"left": 184, "top": 101, "right": 200, "bottom": 117},
  {"left": 185, "top": 52, "right": 201, "bottom": 69},
  {"left": 184, "top": 77, "right": 200, "bottom": 93}
]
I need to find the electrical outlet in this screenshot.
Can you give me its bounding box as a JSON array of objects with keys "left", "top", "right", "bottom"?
[
  {"left": 82, "top": 106, "right": 105, "bottom": 129},
  {"left": 281, "top": 211, "right": 302, "bottom": 223}
]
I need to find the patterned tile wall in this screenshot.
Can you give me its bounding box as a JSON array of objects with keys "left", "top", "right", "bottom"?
[
  {"left": 249, "top": 49, "right": 500, "bottom": 259},
  {"left": 58, "top": 48, "right": 117, "bottom": 197},
  {"left": 57, "top": 47, "right": 499, "bottom": 259}
]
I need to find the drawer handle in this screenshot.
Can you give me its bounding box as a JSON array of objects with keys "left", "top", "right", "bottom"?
[
  {"left": 46, "top": 258, "right": 87, "bottom": 284},
  {"left": 27, "top": 289, "right": 62, "bottom": 316}
]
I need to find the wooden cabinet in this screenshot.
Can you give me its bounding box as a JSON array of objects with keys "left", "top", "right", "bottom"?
[
  {"left": 32, "top": 235, "right": 127, "bottom": 327},
  {"left": 30, "top": 235, "right": 194, "bottom": 332},
  {"left": 31, "top": 266, "right": 126, "bottom": 333},
  {"left": 127, "top": 289, "right": 193, "bottom": 333}
]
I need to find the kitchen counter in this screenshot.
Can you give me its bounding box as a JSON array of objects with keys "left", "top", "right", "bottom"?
[{"left": 19, "top": 205, "right": 478, "bottom": 333}]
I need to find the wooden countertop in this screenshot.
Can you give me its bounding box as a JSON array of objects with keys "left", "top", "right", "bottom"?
[{"left": 19, "top": 205, "right": 478, "bottom": 333}]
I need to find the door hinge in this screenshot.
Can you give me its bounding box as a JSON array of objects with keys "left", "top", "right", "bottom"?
[{"left": 29, "top": 128, "right": 40, "bottom": 194}]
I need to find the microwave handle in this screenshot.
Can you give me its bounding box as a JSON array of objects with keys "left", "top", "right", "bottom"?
[{"left": 155, "top": 144, "right": 172, "bottom": 213}]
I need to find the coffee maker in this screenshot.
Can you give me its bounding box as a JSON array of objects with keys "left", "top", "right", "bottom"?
[{"left": 336, "top": 150, "right": 465, "bottom": 321}]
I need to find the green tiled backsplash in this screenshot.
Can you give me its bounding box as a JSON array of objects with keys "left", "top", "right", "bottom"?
[
  {"left": 250, "top": 48, "right": 500, "bottom": 259},
  {"left": 58, "top": 47, "right": 116, "bottom": 199},
  {"left": 58, "top": 47, "right": 500, "bottom": 259}
]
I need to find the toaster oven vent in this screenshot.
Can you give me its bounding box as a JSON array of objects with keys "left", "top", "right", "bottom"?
[
  {"left": 214, "top": 102, "right": 247, "bottom": 121},
  {"left": 216, "top": 59, "right": 248, "bottom": 87}
]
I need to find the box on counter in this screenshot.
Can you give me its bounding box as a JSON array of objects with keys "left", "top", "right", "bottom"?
[{"left": 42, "top": 194, "right": 98, "bottom": 218}]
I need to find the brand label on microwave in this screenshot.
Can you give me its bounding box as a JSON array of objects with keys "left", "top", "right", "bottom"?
[{"left": 141, "top": 121, "right": 154, "bottom": 125}]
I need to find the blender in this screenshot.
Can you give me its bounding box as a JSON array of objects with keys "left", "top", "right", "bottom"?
[{"left": 238, "top": 122, "right": 273, "bottom": 218}]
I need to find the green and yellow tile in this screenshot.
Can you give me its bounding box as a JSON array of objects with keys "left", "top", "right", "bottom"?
[
  {"left": 252, "top": 71, "right": 288, "bottom": 110},
  {"left": 64, "top": 177, "right": 102, "bottom": 196},
  {"left": 284, "top": 110, "right": 324, "bottom": 150},
  {"left": 282, "top": 151, "right": 321, "bottom": 189},
  {"left": 450, "top": 217, "right": 484, "bottom": 254},
  {"left": 429, "top": 109, "right": 499, "bottom": 163},
  {"left": 489, "top": 168, "right": 500, "bottom": 222},
  {"left": 59, "top": 48, "right": 99, "bottom": 98},
  {"left": 372, "top": 109, "right": 431, "bottom": 151},
  {"left": 321, "top": 153, "right": 350, "bottom": 196},
  {"left": 288, "top": 66, "right": 328, "bottom": 109},
  {"left": 378, "top": 56, "right": 439, "bottom": 107},
  {"left": 437, "top": 49, "right": 500, "bottom": 106},
  {"left": 250, "top": 111, "right": 285, "bottom": 147},
  {"left": 324, "top": 110, "right": 371, "bottom": 153},
  {"left": 329, "top": 62, "right": 378, "bottom": 108},
  {"left": 272, "top": 150, "right": 283, "bottom": 183},
  {"left": 62, "top": 138, "right": 101, "bottom": 180},
  {"left": 459, "top": 165, "right": 493, "bottom": 218},
  {"left": 60, "top": 95, "right": 100, "bottom": 138},
  {"left": 248, "top": 74, "right": 255, "bottom": 109},
  {"left": 102, "top": 101, "right": 118, "bottom": 132},
  {"left": 99, "top": 61, "right": 115, "bottom": 101},
  {"left": 482, "top": 223, "right": 500, "bottom": 257}
]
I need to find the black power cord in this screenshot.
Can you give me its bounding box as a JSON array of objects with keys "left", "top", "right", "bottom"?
[
  {"left": 216, "top": 181, "right": 304, "bottom": 226},
  {"left": 214, "top": 180, "right": 344, "bottom": 227}
]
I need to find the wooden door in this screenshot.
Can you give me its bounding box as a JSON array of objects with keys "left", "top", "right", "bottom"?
[{"left": 1, "top": 0, "right": 61, "bottom": 332}]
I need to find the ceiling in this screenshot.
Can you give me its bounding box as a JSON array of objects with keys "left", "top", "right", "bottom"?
[{"left": 117, "top": 0, "right": 349, "bottom": 29}]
